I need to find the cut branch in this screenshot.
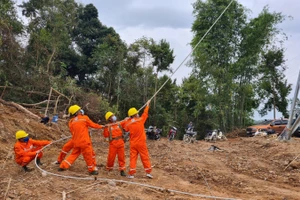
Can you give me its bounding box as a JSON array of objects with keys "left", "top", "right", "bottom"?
[
  {"left": 4, "top": 178, "right": 12, "bottom": 199},
  {"left": 0, "top": 98, "right": 40, "bottom": 119}
]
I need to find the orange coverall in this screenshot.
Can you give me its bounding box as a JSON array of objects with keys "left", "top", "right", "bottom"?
[
  {"left": 60, "top": 115, "right": 103, "bottom": 172},
  {"left": 57, "top": 139, "right": 73, "bottom": 163},
  {"left": 103, "top": 121, "right": 127, "bottom": 171},
  {"left": 57, "top": 139, "right": 96, "bottom": 165},
  {"left": 124, "top": 105, "right": 151, "bottom": 175},
  {"left": 14, "top": 139, "right": 51, "bottom": 166}
]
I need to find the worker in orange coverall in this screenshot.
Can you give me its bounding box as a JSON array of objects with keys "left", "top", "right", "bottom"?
[
  {"left": 103, "top": 111, "right": 127, "bottom": 176},
  {"left": 56, "top": 139, "right": 73, "bottom": 164},
  {"left": 14, "top": 130, "right": 51, "bottom": 172},
  {"left": 59, "top": 105, "right": 104, "bottom": 175},
  {"left": 124, "top": 100, "right": 153, "bottom": 179},
  {"left": 56, "top": 139, "right": 97, "bottom": 165},
  {"left": 55, "top": 110, "right": 96, "bottom": 165}
]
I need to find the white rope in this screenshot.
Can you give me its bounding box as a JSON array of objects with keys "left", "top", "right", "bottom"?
[
  {"left": 34, "top": 136, "right": 240, "bottom": 200},
  {"left": 138, "top": 0, "right": 234, "bottom": 111},
  {"left": 33, "top": 1, "right": 239, "bottom": 199}
]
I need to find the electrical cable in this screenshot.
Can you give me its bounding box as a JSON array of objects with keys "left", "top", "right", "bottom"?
[
  {"left": 138, "top": 0, "right": 234, "bottom": 111},
  {"left": 35, "top": 138, "right": 240, "bottom": 200},
  {"left": 33, "top": 1, "right": 238, "bottom": 199}
]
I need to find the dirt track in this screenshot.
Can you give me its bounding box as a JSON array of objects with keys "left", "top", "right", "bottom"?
[{"left": 1, "top": 102, "right": 300, "bottom": 200}]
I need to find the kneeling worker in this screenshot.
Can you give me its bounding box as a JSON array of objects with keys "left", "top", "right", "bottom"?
[{"left": 14, "top": 130, "right": 51, "bottom": 172}]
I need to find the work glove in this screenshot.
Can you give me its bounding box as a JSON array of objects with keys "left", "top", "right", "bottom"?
[{"left": 35, "top": 150, "right": 41, "bottom": 155}]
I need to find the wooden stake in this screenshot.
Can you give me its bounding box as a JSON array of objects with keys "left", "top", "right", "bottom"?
[
  {"left": 52, "top": 88, "right": 71, "bottom": 101},
  {"left": 62, "top": 191, "right": 66, "bottom": 200},
  {"left": 4, "top": 177, "right": 12, "bottom": 199},
  {"left": 45, "top": 87, "right": 53, "bottom": 116},
  {"left": 54, "top": 95, "right": 61, "bottom": 114}
]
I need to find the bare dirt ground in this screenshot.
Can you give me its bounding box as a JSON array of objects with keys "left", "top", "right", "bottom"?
[{"left": 1, "top": 101, "right": 300, "bottom": 200}]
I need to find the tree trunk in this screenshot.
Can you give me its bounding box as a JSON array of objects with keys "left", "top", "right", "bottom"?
[{"left": 273, "top": 83, "right": 276, "bottom": 119}]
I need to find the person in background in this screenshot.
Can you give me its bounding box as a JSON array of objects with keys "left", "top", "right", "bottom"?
[
  {"left": 40, "top": 116, "right": 49, "bottom": 125},
  {"left": 187, "top": 122, "right": 193, "bottom": 131},
  {"left": 103, "top": 111, "right": 127, "bottom": 176},
  {"left": 124, "top": 100, "right": 153, "bottom": 179},
  {"left": 14, "top": 130, "right": 51, "bottom": 172},
  {"left": 58, "top": 105, "right": 104, "bottom": 175}
]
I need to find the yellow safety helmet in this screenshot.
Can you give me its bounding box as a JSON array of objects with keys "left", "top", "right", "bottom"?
[
  {"left": 68, "top": 105, "right": 81, "bottom": 115},
  {"left": 105, "top": 111, "right": 114, "bottom": 121},
  {"left": 128, "top": 107, "right": 138, "bottom": 117},
  {"left": 16, "top": 130, "right": 29, "bottom": 140}
]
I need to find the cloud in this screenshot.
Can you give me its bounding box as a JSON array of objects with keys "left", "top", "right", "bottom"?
[
  {"left": 80, "top": 0, "right": 194, "bottom": 28},
  {"left": 17, "top": 0, "right": 300, "bottom": 119}
]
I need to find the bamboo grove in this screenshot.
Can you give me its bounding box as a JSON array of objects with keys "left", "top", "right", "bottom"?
[{"left": 0, "top": 0, "right": 292, "bottom": 139}]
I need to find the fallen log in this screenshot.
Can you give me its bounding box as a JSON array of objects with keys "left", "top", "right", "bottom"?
[{"left": 0, "top": 98, "right": 40, "bottom": 119}]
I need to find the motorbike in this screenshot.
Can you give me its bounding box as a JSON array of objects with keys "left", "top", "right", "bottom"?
[
  {"left": 204, "top": 129, "right": 226, "bottom": 142},
  {"left": 183, "top": 128, "right": 197, "bottom": 143},
  {"left": 204, "top": 130, "right": 217, "bottom": 142},
  {"left": 146, "top": 126, "right": 161, "bottom": 140},
  {"left": 216, "top": 129, "right": 227, "bottom": 140},
  {"left": 168, "top": 127, "right": 177, "bottom": 141}
]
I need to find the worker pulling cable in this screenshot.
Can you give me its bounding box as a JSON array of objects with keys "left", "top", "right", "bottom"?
[{"left": 33, "top": 1, "right": 237, "bottom": 199}]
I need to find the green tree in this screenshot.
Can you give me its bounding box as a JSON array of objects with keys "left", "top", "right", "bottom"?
[
  {"left": 21, "top": 0, "right": 79, "bottom": 75},
  {"left": 70, "top": 4, "right": 121, "bottom": 84},
  {"left": 190, "top": 0, "right": 289, "bottom": 131},
  {"left": 89, "top": 34, "right": 127, "bottom": 106},
  {"left": 257, "top": 48, "right": 292, "bottom": 118},
  {"left": 235, "top": 7, "right": 286, "bottom": 125},
  {"left": 191, "top": 0, "right": 247, "bottom": 131},
  {"left": 149, "top": 39, "right": 175, "bottom": 118},
  {"left": 0, "top": 0, "right": 24, "bottom": 88},
  {"left": 126, "top": 37, "right": 153, "bottom": 103}
]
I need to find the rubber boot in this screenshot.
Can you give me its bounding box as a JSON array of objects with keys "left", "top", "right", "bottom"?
[
  {"left": 23, "top": 166, "right": 34, "bottom": 172},
  {"left": 90, "top": 170, "right": 99, "bottom": 175},
  {"left": 58, "top": 168, "right": 65, "bottom": 171},
  {"left": 36, "top": 158, "right": 43, "bottom": 166},
  {"left": 120, "top": 170, "right": 126, "bottom": 177}
]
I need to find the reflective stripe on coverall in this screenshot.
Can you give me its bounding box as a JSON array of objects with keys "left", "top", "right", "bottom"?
[
  {"left": 57, "top": 139, "right": 96, "bottom": 165},
  {"left": 60, "top": 115, "right": 103, "bottom": 172},
  {"left": 103, "top": 121, "right": 127, "bottom": 171},
  {"left": 57, "top": 139, "right": 73, "bottom": 163},
  {"left": 124, "top": 105, "right": 151, "bottom": 175},
  {"left": 14, "top": 139, "right": 51, "bottom": 166}
]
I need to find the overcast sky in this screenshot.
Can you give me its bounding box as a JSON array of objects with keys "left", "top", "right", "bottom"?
[
  {"left": 75, "top": 0, "right": 299, "bottom": 119},
  {"left": 17, "top": 0, "right": 300, "bottom": 119}
]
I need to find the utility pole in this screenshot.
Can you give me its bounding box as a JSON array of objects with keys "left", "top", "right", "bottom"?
[{"left": 278, "top": 69, "right": 300, "bottom": 140}]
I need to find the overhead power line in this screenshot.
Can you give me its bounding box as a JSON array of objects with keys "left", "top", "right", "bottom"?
[{"left": 138, "top": 0, "right": 235, "bottom": 111}]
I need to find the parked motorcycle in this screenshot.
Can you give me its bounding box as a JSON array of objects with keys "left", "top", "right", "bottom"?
[
  {"left": 204, "top": 130, "right": 217, "bottom": 142},
  {"left": 168, "top": 126, "right": 177, "bottom": 141},
  {"left": 183, "top": 128, "right": 197, "bottom": 143},
  {"left": 204, "top": 129, "right": 226, "bottom": 142},
  {"left": 216, "top": 129, "right": 227, "bottom": 140},
  {"left": 146, "top": 126, "right": 161, "bottom": 140}
]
